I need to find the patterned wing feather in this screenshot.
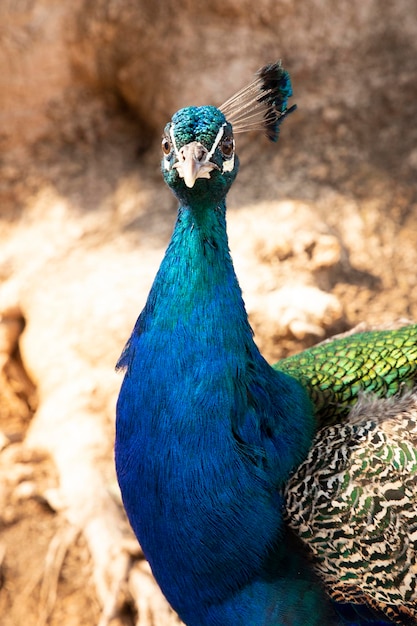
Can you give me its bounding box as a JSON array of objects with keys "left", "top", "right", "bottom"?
[{"left": 285, "top": 391, "right": 417, "bottom": 624}]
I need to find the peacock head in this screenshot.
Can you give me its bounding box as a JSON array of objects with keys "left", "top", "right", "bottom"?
[
  {"left": 161, "top": 62, "right": 297, "bottom": 209},
  {"left": 161, "top": 106, "right": 238, "bottom": 208}
]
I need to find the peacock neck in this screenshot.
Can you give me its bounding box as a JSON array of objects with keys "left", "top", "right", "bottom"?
[{"left": 144, "top": 199, "right": 258, "bottom": 359}]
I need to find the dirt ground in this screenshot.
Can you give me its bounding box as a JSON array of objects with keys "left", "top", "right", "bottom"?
[{"left": 1, "top": 2, "right": 417, "bottom": 625}]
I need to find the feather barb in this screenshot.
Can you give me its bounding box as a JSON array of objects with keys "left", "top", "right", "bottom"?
[{"left": 219, "top": 61, "right": 296, "bottom": 142}]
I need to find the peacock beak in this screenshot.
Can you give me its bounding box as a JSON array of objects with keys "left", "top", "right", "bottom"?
[{"left": 173, "top": 142, "right": 219, "bottom": 188}]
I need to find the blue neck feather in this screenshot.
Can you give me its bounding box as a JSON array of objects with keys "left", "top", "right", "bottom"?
[{"left": 116, "top": 199, "right": 335, "bottom": 625}]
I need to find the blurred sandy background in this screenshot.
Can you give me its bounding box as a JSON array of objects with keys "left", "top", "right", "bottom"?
[{"left": 1, "top": 2, "right": 417, "bottom": 625}]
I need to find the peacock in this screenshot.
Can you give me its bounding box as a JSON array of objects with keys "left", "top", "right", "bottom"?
[{"left": 115, "top": 62, "right": 417, "bottom": 626}]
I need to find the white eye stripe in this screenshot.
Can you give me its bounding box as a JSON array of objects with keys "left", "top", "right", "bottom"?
[
  {"left": 211, "top": 123, "right": 235, "bottom": 173},
  {"left": 207, "top": 123, "right": 235, "bottom": 166},
  {"left": 206, "top": 123, "right": 227, "bottom": 160},
  {"left": 169, "top": 124, "right": 179, "bottom": 156}
]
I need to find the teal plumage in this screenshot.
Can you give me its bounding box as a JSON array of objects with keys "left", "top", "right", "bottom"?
[{"left": 115, "top": 62, "right": 417, "bottom": 625}]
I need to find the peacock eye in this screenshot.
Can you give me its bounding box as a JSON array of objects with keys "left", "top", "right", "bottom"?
[
  {"left": 161, "top": 136, "right": 172, "bottom": 156},
  {"left": 219, "top": 134, "right": 234, "bottom": 158}
]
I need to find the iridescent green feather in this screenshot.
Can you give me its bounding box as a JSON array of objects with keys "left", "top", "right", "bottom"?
[{"left": 274, "top": 325, "right": 417, "bottom": 426}]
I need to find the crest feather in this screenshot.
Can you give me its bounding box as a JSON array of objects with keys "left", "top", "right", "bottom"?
[{"left": 219, "top": 61, "right": 297, "bottom": 142}]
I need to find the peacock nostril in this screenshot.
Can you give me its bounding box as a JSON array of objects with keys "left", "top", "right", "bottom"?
[
  {"left": 195, "top": 144, "right": 207, "bottom": 161},
  {"left": 178, "top": 142, "right": 208, "bottom": 163}
]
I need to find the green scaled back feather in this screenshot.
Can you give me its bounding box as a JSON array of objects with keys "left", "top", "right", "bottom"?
[{"left": 274, "top": 325, "right": 417, "bottom": 427}]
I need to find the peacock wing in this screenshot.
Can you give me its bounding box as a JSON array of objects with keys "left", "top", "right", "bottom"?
[
  {"left": 285, "top": 390, "right": 417, "bottom": 625},
  {"left": 274, "top": 324, "right": 417, "bottom": 427}
]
